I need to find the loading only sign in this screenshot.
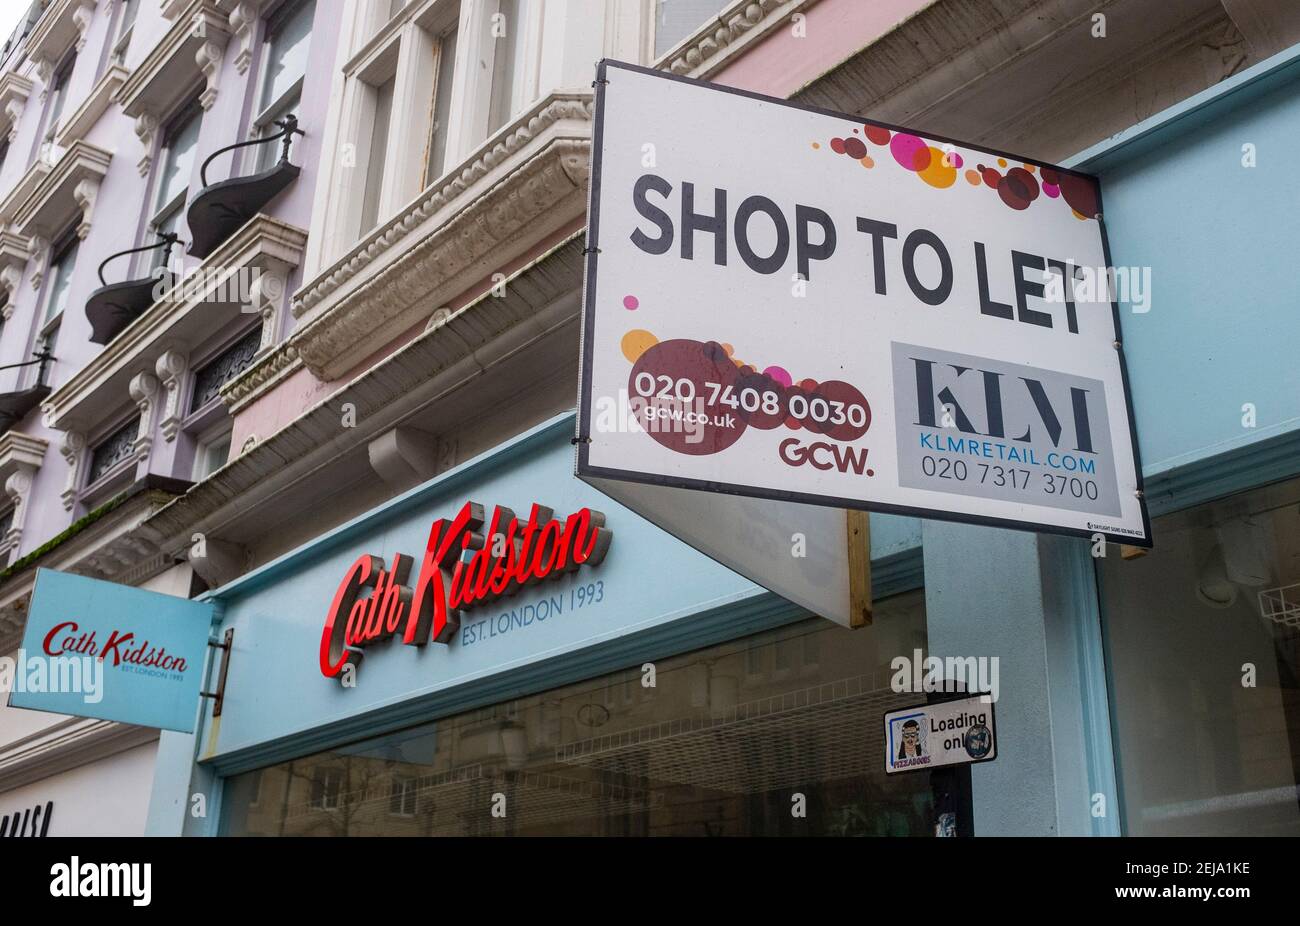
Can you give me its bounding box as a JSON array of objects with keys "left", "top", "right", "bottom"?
[
  {"left": 576, "top": 60, "right": 1150, "bottom": 545},
  {"left": 884, "top": 695, "right": 997, "bottom": 774}
]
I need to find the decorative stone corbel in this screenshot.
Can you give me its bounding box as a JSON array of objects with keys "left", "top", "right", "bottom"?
[
  {"left": 4, "top": 98, "right": 23, "bottom": 143},
  {"left": 134, "top": 112, "right": 159, "bottom": 176},
  {"left": 248, "top": 265, "right": 288, "bottom": 354},
  {"left": 195, "top": 40, "right": 225, "bottom": 111},
  {"left": 28, "top": 236, "right": 48, "bottom": 290},
  {"left": 129, "top": 370, "right": 160, "bottom": 461},
  {"left": 367, "top": 427, "right": 441, "bottom": 491},
  {"left": 73, "top": 177, "right": 100, "bottom": 239},
  {"left": 3, "top": 466, "right": 34, "bottom": 550},
  {"left": 154, "top": 348, "right": 190, "bottom": 441},
  {"left": 59, "top": 431, "right": 86, "bottom": 511},
  {"left": 72, "top": 1, "right": 96, "bottom": 52},
  {"left": 228, "top": 1, "right": 261, "bottom": 75},
  {"left": 188, "top": 535, "right": 248, "bottom": 588},
  {"left": 34, "top": 58, "right": 53, "bottom": 98},
  {"left": 0, "top": 265, "right": 20, "bottom": 319}
]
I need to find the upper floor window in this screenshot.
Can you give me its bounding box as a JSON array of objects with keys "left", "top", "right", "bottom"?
[
  {"left": 0, "top": 506, "right": 13, "bottom": 565},
  {"left": 111, "top": 0, "right": 140, "bottom": 66},
  {"left": 336, "top": 0, "right": 545, "bottom": 250},
  {"left": 189, "top": 324, "right": 263, "bottom": 414},
  {"left": 484, "top": 0, "right": 528, "bottom": 135},
  {"left": 653, "top": 0, "right": 730, "bottom": 58},
  {"left": 252, "top": 0, "right": 315, "bottom": 173},
  {"left": 41, "top": 53, "right": 76, "bottom": 156},
  {"left": 423, "top": 20, "right": 458, "bottom": 186},
  {"left": 87, "top": 416, "right": 139, "bottom": 486},
  {"left": 42, "top": 233, "right": 79, "bottom": 327},
  {"left": 358, "top": 72, "right": 395, "bottom": 235},
  {"left": 149, "top": 104, "right": 202, "bottom": 271}
]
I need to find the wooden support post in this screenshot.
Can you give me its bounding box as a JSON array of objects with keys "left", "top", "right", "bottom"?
[{"left": 847, "top": 509, "right": 872, "bottom": 627}]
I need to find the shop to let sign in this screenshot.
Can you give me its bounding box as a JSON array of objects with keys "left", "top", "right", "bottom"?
[
  {"left": 7, "top": 569, "right": 214, "bottom": 733},
  {"left": 884, "top": 695, "right": 997, "bottom": 774},
  {"left": 577, "top": 61, "right": 1150, "bottom": 545}
]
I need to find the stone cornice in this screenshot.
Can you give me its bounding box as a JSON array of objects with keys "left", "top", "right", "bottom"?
[
  {"left": 0, "top": 158, "right": 52, "bottom": 226},
  {"left": 0, "top": 478, "right": 189, "bottom": 623},
  {"left": 26, "top": 0, "right": 97, "bottom": 73},
  {"left": 42, "top": 215, "right": 307, "bottom": 434},
  {"left": 657, "top": 0, "right": 823, "bottom": 79},
  {"left": 11, "top": 139, "right": 111, "bottom": 240},
  {"left": 0, "top": 431, "right": 48, "bottom": 480},
  {"left": 0, "top": 72, "right": 34, "bottom": 142},
  {"left": 55, "top": 63, "right": 128, "bottom": 148},
  {"left": 288, "top": 90, "right": 594, "bottom": 381},
  {"left": 220, "top": 338, "right": 301, "bottom": 413},
  {"left": 0, "top": 231, "right": 28, "bottom": 273},
  {"left": 141, "top": 233, "right": 585, "bottom": 554},
  {"left": 0, "top": 716, "right": 158, "bottom": 795},
  {"left": 118, "top": 0, "right": 231, "bottom": 120}
]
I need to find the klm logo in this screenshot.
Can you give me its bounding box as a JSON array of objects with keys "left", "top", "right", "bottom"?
[{"left": 911, "top": 356, "right": 1096, "bottom": 453}]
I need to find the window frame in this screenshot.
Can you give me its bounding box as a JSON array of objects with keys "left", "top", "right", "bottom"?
[
  {"left": 249, "top": 0, "right": 317, "bottom": 173},
  {"left": 0, "top": 504, "right": 15, "bottom": 563},
  {"left": 146, "top": 100, "right": 204, "bottom": 275},
  {"left": 190, "top": 419, "right": 234, "bottom": 481},
  {"left": 110, "top": 0, "right": 140, "bottom": 67},
  {"left": 327, "top": 0, "right": 545, "bottom": 254},
  {"left": 388, "top": 775, "right": 417, "bottom": 817},
  {"left": 33, "top": 228, "right": 79, "bottom": 388},
  {"left": 41, "top": 51, "right": 77, "bottom": 152},
  {"left": 81, "top": 413, "right": 141, "bottom": 503}
]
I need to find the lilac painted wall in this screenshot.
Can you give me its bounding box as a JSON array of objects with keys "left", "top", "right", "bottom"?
[{"left": 1, "top": 0, "right": 340, "bottom": 561}]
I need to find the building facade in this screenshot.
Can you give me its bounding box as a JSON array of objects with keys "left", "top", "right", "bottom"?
[
  {"left": 1, "top": 0, "right": 1298, "bottom": 836},
  {"left": 0, "top": 0, "right": 339, "bottom": 834}
]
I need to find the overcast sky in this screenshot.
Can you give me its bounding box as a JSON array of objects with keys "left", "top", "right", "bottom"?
[{"left": 0, "top": 2, "right": 30, "bottom": 50}]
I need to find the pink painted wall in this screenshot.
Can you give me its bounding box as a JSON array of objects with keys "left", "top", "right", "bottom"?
[{"left": 710, "top": 0, "right": 934, "bottom": 97}]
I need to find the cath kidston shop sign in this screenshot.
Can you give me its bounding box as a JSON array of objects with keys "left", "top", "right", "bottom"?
[{"left": 576, "top": 61, "right": 1150, "bottom": 545}]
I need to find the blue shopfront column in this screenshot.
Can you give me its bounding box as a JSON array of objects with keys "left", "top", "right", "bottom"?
[{"left": 922, "top": 521, "right": 1120, "bottom": 835}]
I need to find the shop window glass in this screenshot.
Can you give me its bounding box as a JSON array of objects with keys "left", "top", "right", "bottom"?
[
  {"left": 1101, "top": 477, "right": 1300, "bottom": 835},
  {"left": 221, "top": 590, "right": 934, "bottom": 836}
]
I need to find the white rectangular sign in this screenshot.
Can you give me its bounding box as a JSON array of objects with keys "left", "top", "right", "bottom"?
[
  {"left": 577, "top": 61, "right": 1150, "bottom": 545},
  {"left": 884, "top": 695, "right": 997, "bottom": 775}
]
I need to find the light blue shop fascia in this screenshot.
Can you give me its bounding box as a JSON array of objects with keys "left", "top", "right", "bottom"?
[
  {"left": 919, "top": 42, "right": 1300, "bottom": 838},
  {"left": 145, "top": 412, "right": 924, "bottom": 836}
]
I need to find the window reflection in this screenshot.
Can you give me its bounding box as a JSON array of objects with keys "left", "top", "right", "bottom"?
[
  {"left": 1102, "top": 477, "right": 1300, "bottom": 835},
  {"left": 222, "top": 590, "right": 934, "bottom": 836}
]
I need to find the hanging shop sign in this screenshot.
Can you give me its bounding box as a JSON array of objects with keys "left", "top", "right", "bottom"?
[
  {"left": 577, "top": 60, "right": 1150, "bottom": 545},
  {"left": 8, "top": 569, "right": 215, "bottom": 733},
  {"left": 320, "top": 501, "right": 612, "bottom": 682},
  {"left": 884, "top": 695, "right": 998, "bottom": 774}
]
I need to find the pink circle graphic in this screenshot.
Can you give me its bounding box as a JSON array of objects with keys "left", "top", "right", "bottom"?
[
  {"left": 623, "top": 295, "right": 639, "bottom": 310},
  {"left": 762, "top": 365, "right": 793, "bottom": 388}
]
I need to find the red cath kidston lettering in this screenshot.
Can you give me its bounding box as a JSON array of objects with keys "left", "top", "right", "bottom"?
[{"left": 319, "top": 501, "right": 612, "bottom": 681}]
